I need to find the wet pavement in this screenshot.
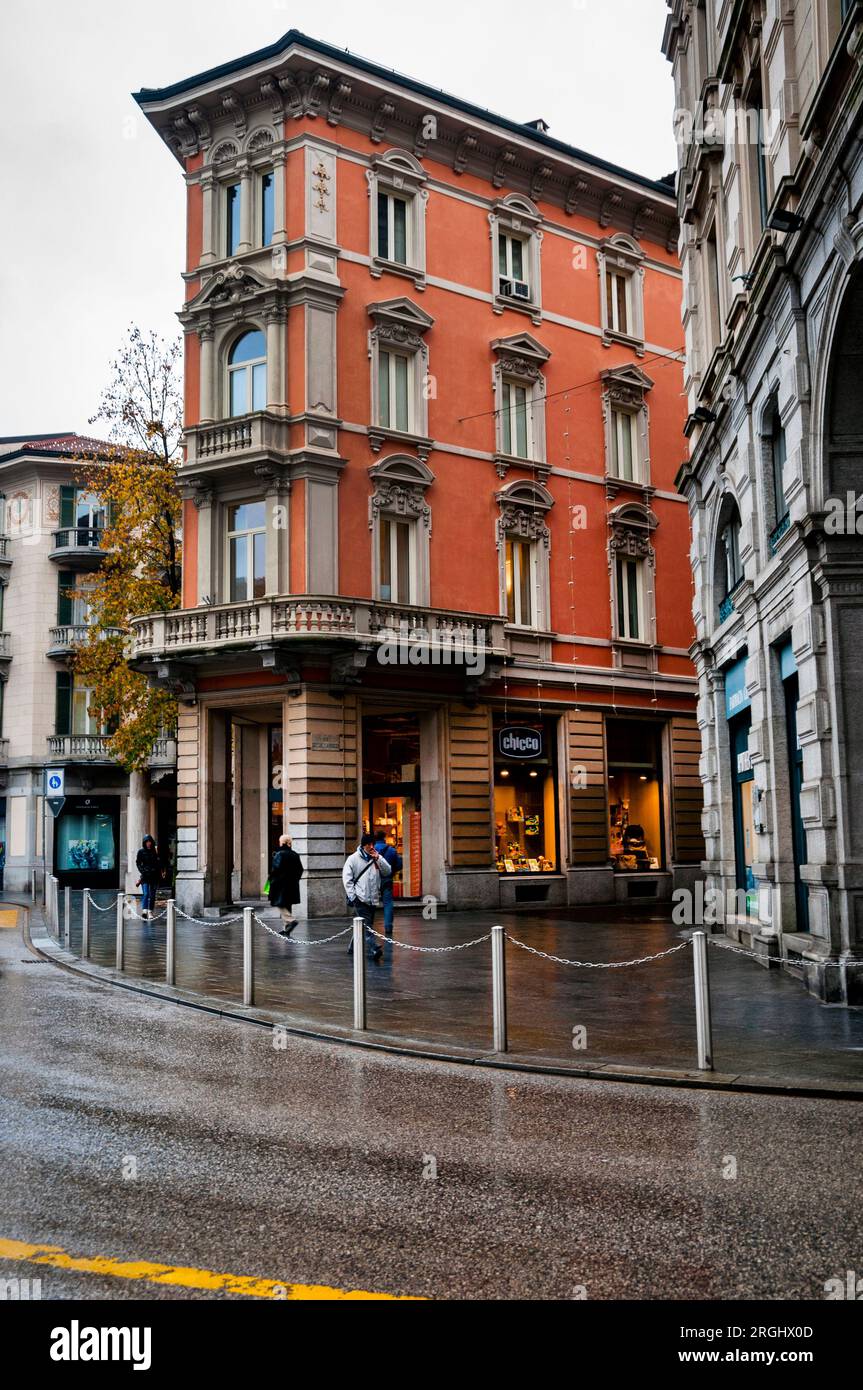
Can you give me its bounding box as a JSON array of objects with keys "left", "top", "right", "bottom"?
[
  {"left": 1, "top": 909, "right": 861, "bottom": 1300},
  {"left": 39, "top": 892, "right": 863, "bottom": 1085}
]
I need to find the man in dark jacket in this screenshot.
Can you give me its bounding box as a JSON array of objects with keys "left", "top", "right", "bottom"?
[
  {"left": 135, "top": 836, "right": 162, "bottom": 919},
  {"left": 373, "top": 833, "right": 402, "bottom": 936},
  {"left": 268, "top": 834, "right": 304, "bottom": 937}
]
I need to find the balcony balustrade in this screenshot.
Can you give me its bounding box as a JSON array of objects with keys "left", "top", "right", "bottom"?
[{"left": 182, "top": 412, "right": 291, "bottom": 472}]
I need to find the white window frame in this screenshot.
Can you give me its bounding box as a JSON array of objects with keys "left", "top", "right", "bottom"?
[
  {"left": 495, "top": 481, "right": 554, "bottom": 631},
  {"left": 489, "top": 195, "right": 543, "bottom": 324},
  {"left": 367, "top": 150, "right": 429, "bottom": 290},
  {"left": 504, "top": 534, "right": 539, "bottom": 627},
  {"left": 491, "top": 333, "right": 551, "bottom": 477},
  {"left": 227, "top": 330, "right": 267, "bottom": 418},
  {"left": 225, "top": 500, "right": 267, "bottom": 604},
  {"left": 71, "top": 684, "right": 107, "bottom": 737},
  {"left": 368, "top": 456, "right": 435, "bottom": 608},
  {"left": 598, "top": 234, "right": 646, "bottom": 354},
  {"left": 601, "top": 365, "right": 653, "bottom": 490},
  {"left": 377, "top": 347, "right": 414, "bottom": 434},
  {"left": 378, "top": 513, "right": 418, "bottom": 605},
  {"left": 614, "top": 554, "right": 647, "bottom": 642},
  {"left": 367, "top": 297, "right": 434, "bottom": 455},
  {"left": 608, "top": 504, "right": 658, "bottom": 649}
]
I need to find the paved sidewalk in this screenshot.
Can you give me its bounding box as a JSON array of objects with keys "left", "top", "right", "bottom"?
[{"left": 30, "top": 893, "right": 863, "bottom": 1088}]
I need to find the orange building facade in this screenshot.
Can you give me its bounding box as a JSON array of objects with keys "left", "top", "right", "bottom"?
[{"left": 133, "top": 30, "right": 703, "bottom": 917}]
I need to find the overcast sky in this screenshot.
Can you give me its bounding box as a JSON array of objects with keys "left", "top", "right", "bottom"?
[{"left": 0, "top": 0, "right": 675, "bottom": 437}]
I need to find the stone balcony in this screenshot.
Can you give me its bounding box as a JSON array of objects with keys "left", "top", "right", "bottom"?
[
  {"left": 47, "top": 625, "right": 123, "bottom": 658},
  {"left": 47, "top": 734, "right": 113, "bottom": 761},
  {"left": 131, "top": 596, "right": 507, "bottom": 684},
  {"left": 0, "top": 632, "right": 11, "bottom": 662},
  {"left": 181, "top": 412, "right": 291, "bottom": 480},
  {"left": 0, "top": 738, "right": 9, "bottom": 762},
  {"left": 0, "top": 535, "right": 11, "bottom": 566}
]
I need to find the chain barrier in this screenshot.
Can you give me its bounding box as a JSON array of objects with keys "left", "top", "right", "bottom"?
[
  {"left": 85, "top": 894, "right": 116, "bottom": 912},
  {"left": 705, "top": 935, "right": 850, "bottom": 969},
  {"left": 365, "top": 925, "right": 494, "bottom": 953},
  {"left": 126, "top": 907, "right": 168, "bottom": 922},
  {"left": 175, "top": 907, "right": 244, "bottom": 927},
  {"left": 253, "top": 913, "right": 353, "bottom": 946},
  {"left": 505, "top": 933, "right": 692, "bottom": 969}
]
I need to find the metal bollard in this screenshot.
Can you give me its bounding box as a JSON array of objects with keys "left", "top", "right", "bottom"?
[
  {"left": 116, "top": 893, "right": 125, "bottom": 971},
  {"left": 692, "top": 930, "right": 714, "bottom": 1071},
  {"left": 51, "top": 877, "right": 59, "bottom": 935},
  {"left": 81, "top": 892, "right": 90, "bottom": 959},
  {"left": 491, "top": 925, "right": 508, "bottom": 1053},
  {"left": 243, "top": 906, "right": 254, "bottom": 1006},
  {"left": 64, "top": 886, "right": 71, "bottom": 949},
  {"left": 352, "top": 916, "right": 367, "bottom": 1030},
  {"left": 166, "top": 899, "right": 176, "bottom": 986},
  {"left": 30, "top": 868, "right": 36, "bottom": 903}
]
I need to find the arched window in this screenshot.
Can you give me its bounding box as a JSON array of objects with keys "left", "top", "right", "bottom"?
[
  {"left": 769, "top": 400, "right": 788, "bottom": 530},
  {"left": 228, "top": 330, "right": 266, "bottom": 417},
  {"left": 715, "top": 499, "right": 744, "bottom": 622}
]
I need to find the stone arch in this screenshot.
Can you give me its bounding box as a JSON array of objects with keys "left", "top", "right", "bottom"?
[{"left": 822, "top": 263, "right": 863, "bottom": 507}]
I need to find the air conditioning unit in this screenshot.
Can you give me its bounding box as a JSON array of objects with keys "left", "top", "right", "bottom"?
[{"left": 500, "top": 278, "right": 530, "bottom": 300}]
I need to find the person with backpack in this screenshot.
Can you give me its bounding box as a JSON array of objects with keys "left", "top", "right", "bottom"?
[
  {"left": 373, "top": 832, "right": 402, "bottom": 936},
  {"left": 268, "top": 834, "right": 304, "bottom": 937},
  {"left": 342, "top": 833, "right": 391, "bottom": 961}
]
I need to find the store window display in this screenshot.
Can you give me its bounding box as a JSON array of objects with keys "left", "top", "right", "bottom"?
[
  {"left": 493, "top": 717, "right": 559, "bottom": 873},
  {"left": 606, "top": 719, "right": 664, "bottom": 871}
]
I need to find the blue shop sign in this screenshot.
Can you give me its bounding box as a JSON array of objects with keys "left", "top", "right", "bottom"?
[{"left": 724, "top": 656, "right": 751, "bottom": 719}]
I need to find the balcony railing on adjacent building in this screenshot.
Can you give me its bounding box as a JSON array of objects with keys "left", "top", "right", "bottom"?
[
  {"left": 47, "top": 734, "right": 113, "bottom": 760},
  {"left": 0, "top": 632, "right": 11, "bottom": 660},
  {"left": 0, "top": 738, "right": 9, "bottom": 762},
  {"left": 132, "top": 596, "right": 508, "bottom": 663},
  {"left": 50, "top": 528, "right": 107, "bottom": 566},
  {"left": 0, "top": 536, "right": 11, "bottom": 564},
  {"left": 47, "top": 624, "right": 122, "bottom": 657}
]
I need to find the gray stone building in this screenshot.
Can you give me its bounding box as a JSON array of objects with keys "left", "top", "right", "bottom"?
[
  {"left": 0, "top": 433, "right": 176, "bottom": 896},
  {"left": 662, "top": 0, "right": 863, "bottom": 1001}
]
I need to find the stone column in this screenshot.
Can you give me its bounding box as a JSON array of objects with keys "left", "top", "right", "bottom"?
[
  {"left": 199, "top": 327, "right": 215, "bottom": 424},
  {"left": 272, "top": 152, "right": 287, "bottom": 245},
  {"left": 200, "top": 172, "right": 216, "bottom": 265},
  {"left": 125, "top": 770, "right": 149, "bottom": 894},
  {"left": 194, "top": 486, "right": 215, "bottom": 604},
  {"left": 238, "top": 159, "right": 252, "bottom": 254},
  {"left": 265, "top": 308, "right": 286, "bottom": 412}
]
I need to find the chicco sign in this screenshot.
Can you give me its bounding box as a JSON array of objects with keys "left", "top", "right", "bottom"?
[{"left": 497, "top": 726, "right": 543, "bottom": 759}]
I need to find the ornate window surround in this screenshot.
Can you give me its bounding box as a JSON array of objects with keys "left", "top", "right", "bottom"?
[
  {"left": 368, "top": 454, "right": 435, "bottom": 607},
  {"left": 367, "top": 297, "right": 435, "bottom": 461},
  {"left": 200, "top": 125, "right": 286, "bottom": 266},
  {"left": 178, "top": 264, "right": 289, "bottom": 424},
  {"left": 489, "top": 194, "right": 544, "bottom": 325},
  {"left": 366, "top": 149, "right": 429, "bottom": 290},
  {"left": 495, "top": 478, "right": 554, "bottom": 630},
  {"left": 608, "top": 501, "right": 658, "bottom": 651},
  {"left": 600, "top": 364, "right": 654, "bottom": 493},
  {"left": 597, "top": 233, "right": 646, "bottom": 355},
  {"left": 491, "top": 333, "right": 551, "bottom": 480}
]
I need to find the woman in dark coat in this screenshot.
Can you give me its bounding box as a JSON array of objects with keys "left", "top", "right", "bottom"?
[
  {"left": 268, "top": 834, "right": 303, "bottom": 937},
  {"left": 136, "top": 835, "right": 162, "bottom": 919}
]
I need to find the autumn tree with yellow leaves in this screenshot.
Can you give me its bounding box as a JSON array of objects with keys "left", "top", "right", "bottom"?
[{"left": 73, "top": 326, "right": 183, "bottom": 771}]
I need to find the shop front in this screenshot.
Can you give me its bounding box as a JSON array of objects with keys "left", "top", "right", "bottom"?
[
  {"left": 53, "top": 794, "right": 120, "bottom": 889},
  {"left": 778, "top": 639, "right": 809, "bottom": 931},
  {"left": 493, "top": 715, "right": 563, "bottom": 903},
  {"left": 725, "top": 656, "right": 756, "bottom": 911},
  {"left": 362, "top": 712, "right": 422, "bottom": 899}
]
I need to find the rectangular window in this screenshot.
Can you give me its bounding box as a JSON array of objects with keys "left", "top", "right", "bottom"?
[
  {"left": 610, "top": 409, "right": 638, "bottom": 482},
  {"left": 606, "top": 270, "right": 631, "bottom": 335},
  {"left": 616, "top": 556, "right": 643, "bottom": 640},
  {"left": 705, "top": 226, "right": 722, "bottom": 348},
  {"left": 497, "top": 233, "right": 525, "bottom": 287},
  {"left": 772, "top": 418, "right": 788, "bottom": 524},
  {"left": 377, "top": 191, "right": 409, "bottom": 264},
  {"left": 505, "top": 538, "right": 533, "bottom": 626},
  {"left": 227, "top": 501, "right": 266, "bottom": 603},
  {"left": 72, "top": 686, "right": 101, "bottom": 737},
  {"left": 55, "top": 671, "right": 71, "bottom": 735},
  {"left": 493, "top": 715, "right": 560, "bottom": 875},
  {"left": 226, "top": 183, "right": 241, "bottom": 257},
  {"left": 379, "top": 516, "right": 412, "bottom": 603},
  {"left": 261, "top": 171, "right": 274, "bottom": 247},
  {"left": 502, "top": 381, "right": 529, "bottom": 458},
  {"left": 57, "top": 573, "right": 90, "bottom": 626},
  {"left": 378, "top": 350, "right": 411, "bottom": 432}
]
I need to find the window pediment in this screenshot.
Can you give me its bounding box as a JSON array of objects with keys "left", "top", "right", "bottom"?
[
  {"left": 370, "top": 148, "right": 428, "bottom": 190},
  {"left": 368, "top": 297, "right": 435, "bottom": 344},
  {"left": 185, "top": 264, "right": 275, "bottom": 315},
  {"left": 492, "top": 333, "right": 551, "bottom": 372}
]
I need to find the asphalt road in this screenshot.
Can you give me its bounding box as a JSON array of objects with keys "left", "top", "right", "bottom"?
[{"left": 1, "top": 910, "right": 860, "bottom": 1301}]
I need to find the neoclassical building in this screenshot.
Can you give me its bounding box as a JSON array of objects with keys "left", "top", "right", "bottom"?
[
  {"left": 0, "top": 434, "right": 176, "bottom": 896},
  {"left": 131, "top": 30, "right": 703, "bottom": 919},
  {"left": 663, "top": 0, "right": 863, "bottom": 1001}
]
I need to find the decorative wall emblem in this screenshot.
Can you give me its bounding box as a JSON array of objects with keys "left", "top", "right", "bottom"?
[{"left": 312, "top": 159, "right": 331, "bottom": 212}]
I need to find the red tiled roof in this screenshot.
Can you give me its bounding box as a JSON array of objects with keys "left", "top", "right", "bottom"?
[{"left": 0, "top": 432, "right": 116, "bottom": 459}]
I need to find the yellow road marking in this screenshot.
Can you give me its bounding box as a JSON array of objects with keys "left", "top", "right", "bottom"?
[
  {"left": 0, "top": 1237, "right": 421, "bottom": 1300},
  {"left": 0, "top": 909, "right": 18, "bottom": 929}
]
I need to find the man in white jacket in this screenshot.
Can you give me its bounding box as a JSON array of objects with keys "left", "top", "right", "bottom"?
[{"left": 343, "top": 832, "right": 392, "bottom": 960}]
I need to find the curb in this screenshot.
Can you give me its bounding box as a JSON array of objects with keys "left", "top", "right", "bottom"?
[{"left": 18, "top": 904, "right": 863, "bottom": 1101}]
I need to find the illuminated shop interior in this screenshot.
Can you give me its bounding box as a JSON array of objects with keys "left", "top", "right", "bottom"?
[
  {"left": 494, "top": 718, "right": 558, "bottom": 874},
  {"left": 361, "top": 712, "right": 421, "bottom": 897},
  {"left": 606, "top": 719, "right": 664, "bottom": 871}
]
